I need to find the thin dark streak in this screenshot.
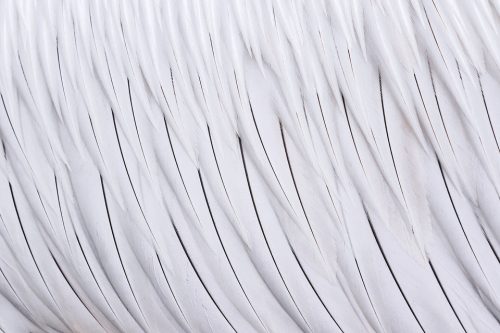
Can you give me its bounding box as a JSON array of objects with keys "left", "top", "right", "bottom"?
[
  {"left": 100, "top": 175, "right": 149, "bottom": 331},
  {"left": 49, "top": 252, "right": 105, "bottom": 330},
  {"left": 239, "top": 136, "right": 311, "bottom": 331},
  {"left": 247, "top": 99, "right": 295, "bottom": 212},
  {"left": 9, "top": 183, "right": 74, "bottom": 332},
  {"left": 76, "top": 231, "right": 144, "bottom": 332},
  {"left": 127, "top": 79, "right": 150, "bottom": 171},
  {"left": 198, "top": 75, "right": 208, "bottom": 106},
  {"left": 423, "top": 7, "right": 447, "bottom": 66},
  {"left": 163, "top": 115, "right": 201, "bottom": 223},
  {"left": 56, "top": 37, "right": 68, "bottom": 103},
  {"left": 365, "top": 210, "right": 426, "bottom": 332},
  {"left": 17, "top": 53, "right": 38, "bottom": 111},
  {"left": 9, "top": 183, "right": 59, "bottom": 307},
  {"left": 0, "top": 265, "right": 35, "bottom": 321},
  {"left": 105, "top": 52, "right": 119, "bottom": 99},
  {"left": 233, "top": 70, "right": 242, "bottom": 104},
  {"left": 342, "top": 94, "right": 367, "bottom": 176},
  {"left": 119, "top": 21, "right": 134, "bottom": 69},
  {"left": 414, "top": 74, "right": 441, "bottom": 150},
  {"left": 170, "top": 68, "right": 179, "bottom": 111},
  {"left": 88, "top": 114, "right": 106, "bottom": 163},
  {"left": 197, "top": 170, "right": 267, "bottom": 331},
  {"left": 428, "top": 61, "right": 456, "bottom": 157},
  {"left": 456, "top": 61, "right": 465, "bottom": 90},
  {"left": 379, "top": 73, "right": 408, "bottom": 209},
  {"left": 206, "top": 125, "right": 244, "bottom": 232},
  {"left": 352, "top": 257, "right": 385, "bottom": 332},
  {"left": 54, "top": 176, "right": 69, "bottom": 246},
  {"left": 170, "top": 223, "right": 237, "bottom": 332},
  {"left": 104, "top": 51, "right": 124, "bottom": 114},
  {"left": 34, "top": 187, "right": 55, "bottom": 232},
  {"left": 88, "top": 7, "right": 98, "bottom": 52},
  {"left": 316, "top": 93, "right": 338, "bottom": 163},
  {"left": 208, "top": 34, "right": 223, "bottom": 84},
  {"left": 436, "top": 159, "right": 487, "bottom": 272},
  {"left": 111, "top": 110, "right": 155, "bottom": 239},
  {"left": 480, "top": 226, "right": 500, "bottom": 264},
  {"left": 477, "top": 74, "right": 500, "bottom": 152},
  {"left": 428, "top": 261, "right": 467, "bottom": 332},
  {"left": 280, "top": 122, "right": 322, "bottom": 252},
  {"left": 155, "top": 253, "right": 190, "bottom": 328},
  {"left": 1, "top": 94, "right": 30, "bottom": 163},
  {"left": 290, "top": 249, "right": 344, "bottom": 332},
  {"left": 347, "top": 49, "right": 354, "bottom": 74},
  {"left": 74, "top": 232, "right": 119, "bottom": 321},
  {"left": 160, "top": 85, "right": 174, "bottom": 117},
  {"left": 334, "top": 43, "right": 349, "bottom": 85}
]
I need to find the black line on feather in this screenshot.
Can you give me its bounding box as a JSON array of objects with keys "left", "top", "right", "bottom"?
[
  {"left": 423, "top": 7, "right": 447, "bottom": 66},
  {"left": 428, "top": 61, "right": 456, "bottom": 157},
  {"left": 280, "top": 122, "right": 323, "bottom": 255},
  {"left": 170, "top": 68, "right": 179, "bottom": 111},
  {"left": 49, "top": 251, "right": 105, "bottom": 330},
  {"left": 0, "top": 265, "right": 35, "bottom": 321},
  {"left": 247, "top": 98, "right": 295, "bottom": 212},
  {"left": 206, "top": 125, "right": 239, "bottom": 216},
  {"left": 478, "top": 74, "right": 500, "bottom": 152},
  {"left": 352, "top": 257, "right": 385, "bottom": 332},
  {"left": 111, "top": 109, "right": 155, "bottom": 239},
  {"left": 56, "top": 37, "right": 68, "bottom": 104},
  {"left": 88, "top": 114, "right": 106, "bottom": 163},
  {"left": 238, "top": 136, "right": 312, "bottom": 331},
  {"left": 75, "top": 229, "right": 144, "bottom": 331},
  {"left": 456, "top": 61, "right": 465, "bottom": 90},
  {"left": 127, "top": 79, "right": 150, "bottom": 171},
  {"left": 17, "top": 53, "right": 38, "bottom": 110},
  {"left": 163, "top": 115, "right": 201, "bottom": 223},
  {"left": 208, "top": 34, "right": 223, "bottom": 84},
  {"left": 316, "top": 93, "right": 339, "bottom": 167},
  {"left": 436, "top": 159, "right": 490, "bottom": 277},
  {"left": 347, "top": 49, "right": 354, "bottom": 74},
  {"left": 9, "top": 183, "right": 60, "bottom": 308},
  {"left": 34, "top": 187, "right": 55, "bottom": 233},
  {"left": 88, "top": 7, "right": 98, "bottom": 52},
  {"left": 1, "top": 94, "right": 30, "bottom": 163},
  {"left": 342, "top": 94, "right": 367, "bottom": 176},
  {"left": 54, "top": 176, "right": 69, "bottom": 246},
  {"left": 198, "top": 75, "right": 208, "bottom": 106},
  {"left": 480, "top": 226, "right": 500, "bottom": 264},
  {"left": 233, "top": 70, "right": 242, "bottom": 103},
  {"left": 155, "top": 252, "right": 190, "bottom": 328},
  {"left": 74, "top": 231, "right": 119, "bottom": 321},
  {"left": 119, "top": 21, "right": 133, "bottom": 69},
  {"left": 414, "top": 74, "right": 441, "bottom": 150},
  {"left": 290, "top": 249, "right": 344, "bottom": 332},
  {"left": 197, "top": 169, "right": 267, "bottom": 331},
  {"left": 428, "top": 261, "right": 467, "bottom": 332},
  {"left": 105, "top": 52, "right": 118, "bottom": 98},
  {"left": 100, "top": 175, "right": 149, "bottom": 331},
  {"left": 170, "top": 222, "right": 237, "bottom": 332},
  {"left": 365, "top": 210, "right": 426, "bottom": 333},
  {"left": 379, "top": 73, "right": 408, "bottom": 209},
  {"left": 160, "top": 85, "right": 174, "bottom": 117}
]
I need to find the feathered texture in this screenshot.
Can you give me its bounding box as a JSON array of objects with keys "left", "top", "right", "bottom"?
[{"left": 0, "top": 0, "right": 499, "bottom": 331}]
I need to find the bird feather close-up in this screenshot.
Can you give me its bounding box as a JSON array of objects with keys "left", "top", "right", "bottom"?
[{"left": 0, "top": 0, "right": 499, "bottom": 332}]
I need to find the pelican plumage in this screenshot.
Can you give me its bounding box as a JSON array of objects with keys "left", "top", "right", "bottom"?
[{"left": 0, "top": 0, "right": 499, "bottom": 332}]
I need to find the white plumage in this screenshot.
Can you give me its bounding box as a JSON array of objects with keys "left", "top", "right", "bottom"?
[{"left": 0, "top": 0, "right": 499, "bottom": 332}]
